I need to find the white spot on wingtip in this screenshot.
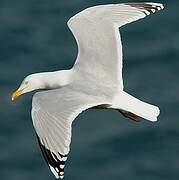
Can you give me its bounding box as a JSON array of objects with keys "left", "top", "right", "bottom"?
[
  {"left": 156, "top": 6, "right": 161, "bottom": 10},
  {"left": 60, "top": 175, "right": 64, "bottom": 179},
  {"left": 60, "top": 165, "right": 65, "bottom": 169},
  {"left": 60, "top": 172, "right": 64, "bottom": 175},
  {"left": 151, "top": 9, "right": 156, "bottom": 13}
]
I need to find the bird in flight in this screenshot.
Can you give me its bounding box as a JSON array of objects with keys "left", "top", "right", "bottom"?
[{"left": 12, "top": 2, "right": 164, "bottom": 179}]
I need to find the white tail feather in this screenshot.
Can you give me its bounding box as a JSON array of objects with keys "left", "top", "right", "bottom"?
[{"left": 112, "top": 91, "right": 160, "bottom": 122}]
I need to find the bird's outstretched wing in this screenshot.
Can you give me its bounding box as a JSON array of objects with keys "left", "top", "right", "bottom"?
[
  {"left": 31, "top": 86, "right": 107, "bottom": 179},
  {"left": 68, "top": 3, "right": 164, "bottom": 89}
]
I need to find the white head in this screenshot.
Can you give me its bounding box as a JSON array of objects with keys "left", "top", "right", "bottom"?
[
  {"left": 11, "top": 74, "right": 45, "bottom": 101},
  {"left": 12, "top": 70, "right": 72, "bottom": 101}
]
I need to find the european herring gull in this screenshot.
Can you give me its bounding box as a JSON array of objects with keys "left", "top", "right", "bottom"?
[{"left": 12, "top": 2, "right": 164, "bottom": 179}]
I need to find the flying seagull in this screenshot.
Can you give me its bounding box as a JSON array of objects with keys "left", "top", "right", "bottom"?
[{"left": 12, "top": 2, "right": 164, "bottom": 179}]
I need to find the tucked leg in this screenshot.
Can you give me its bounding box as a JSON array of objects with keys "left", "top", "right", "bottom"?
[{"left": 117, "top": 109, "right": 141, "bottom": 122}]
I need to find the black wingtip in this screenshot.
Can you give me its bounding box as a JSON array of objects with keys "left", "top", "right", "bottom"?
[
  {"left": 124, "top": 3, "right": 164, "bottom": 15},
  {"left": 36, "top": 135, "right": 68, "bottom": 178}
]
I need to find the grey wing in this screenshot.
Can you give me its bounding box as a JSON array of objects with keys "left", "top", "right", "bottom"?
[
  {"left": 31, "top": 86, "right": 107, "bottom": 179},
  {"left": 68, "top": 3, "right": 164, "bottom": 89}
]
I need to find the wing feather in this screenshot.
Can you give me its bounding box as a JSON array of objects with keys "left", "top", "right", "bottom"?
[
  {"left": 68, "top": 3, "right": 164, "bottom": 89},
  {"left": 32, "top": 86, "right": 108, "bottom": 179}
]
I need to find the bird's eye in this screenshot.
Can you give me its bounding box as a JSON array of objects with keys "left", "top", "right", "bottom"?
[{"left": 24, "top": 81, "right": 28, "bottom": 85}]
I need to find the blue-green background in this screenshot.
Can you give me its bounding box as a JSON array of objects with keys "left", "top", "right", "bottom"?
[{"left": 0, "top": 0, "right": 178, "bottom": 179}]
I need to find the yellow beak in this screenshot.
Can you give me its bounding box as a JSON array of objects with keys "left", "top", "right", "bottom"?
[{"left": 11, "top": 88, "right": 25, "bottom": 101}]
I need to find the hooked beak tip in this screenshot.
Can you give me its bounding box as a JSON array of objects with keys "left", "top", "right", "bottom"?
[
  {"left": 11, "top": 95, "right": 16, "bottom": 101},
  {"left": 11, "top": 96, "right": 15, "bottom": 101},
  {"left": 11, "top": 92, "right": 18, "bottom": 101}
]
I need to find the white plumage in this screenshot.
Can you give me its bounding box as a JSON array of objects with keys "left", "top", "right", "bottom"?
[{"left": 12, "top": 2, "right": 164, "bottom": 179}]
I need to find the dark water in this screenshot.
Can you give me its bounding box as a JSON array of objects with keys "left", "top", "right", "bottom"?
[{"left": 0, "top": 0, "right": 179, "bottom": 180}]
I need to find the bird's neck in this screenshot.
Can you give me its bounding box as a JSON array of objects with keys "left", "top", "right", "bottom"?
[{"left": 36, "top": 69, "right": 73, "bottom": 89}]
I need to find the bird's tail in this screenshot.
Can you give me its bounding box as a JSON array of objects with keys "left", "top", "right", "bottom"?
[{"left": 112, "top": 91, "right": 160, "bottom": 122}]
